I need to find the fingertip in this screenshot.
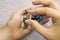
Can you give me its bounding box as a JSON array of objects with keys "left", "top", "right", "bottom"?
[
  {"left": 27, "top": 10, "right": 35, "bottom": 14},
  {"left": 25, "top": 19, "right": 32, "bottom": 25},
  {"left": 20, "top": 16, "right": 23, "bottom": 20},
  {"left": 32, "top": 0, "right": 40, "bottom": 5}
]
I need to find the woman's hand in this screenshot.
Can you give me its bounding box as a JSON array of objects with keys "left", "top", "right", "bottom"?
[
  {"left": 26, "top": 0, "right": 60, "bottom": 40},
  {"left": 1, "top": 7, "right": 32, "bottom": 40}
]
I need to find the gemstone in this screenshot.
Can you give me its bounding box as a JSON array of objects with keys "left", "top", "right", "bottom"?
[{"left": 34, "top": 15, "right": 44, "bottom": 21}]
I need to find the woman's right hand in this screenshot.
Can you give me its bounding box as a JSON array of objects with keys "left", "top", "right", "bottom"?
[{"left": 26, "top": 0, "right": 60, "bottom": 40}]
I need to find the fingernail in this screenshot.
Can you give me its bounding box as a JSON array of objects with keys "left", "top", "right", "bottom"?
[
  {"left": 27, "top": 10, "right": 35, "bottom": 14},
  {"left": 32, "top": 0, "right": 38, "bottom": 4},
  {"left": 32, "top": 0, "right": 37, "bottom": 3},
  {"left": 27, "top": 10, "right": 31, "bottom": 12},
  {"left": 25, "top": 20, "right": 32, "bottom": 25},
  {"left": 26, "top": 10, "right": 31, "bottom": 13}
]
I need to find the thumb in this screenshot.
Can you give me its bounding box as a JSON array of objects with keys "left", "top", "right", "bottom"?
[{"left": 26, "top": 19, "right": 49, "bottom": 38}]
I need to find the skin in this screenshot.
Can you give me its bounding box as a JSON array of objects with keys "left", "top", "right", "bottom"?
[
  {"left": 0, "top": 6, "right": 48, "bottom": 40},
  {"left": 0, "top": 0, "right": 60, "bottom": 40},
  {"left": 0, "top": 8, "right": 32, "bottom": 40},
  {"left": 26, "top": 0, "right": 60, "bottom": 40}
]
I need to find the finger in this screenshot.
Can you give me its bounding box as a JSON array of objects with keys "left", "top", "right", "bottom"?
[
  {"left": 12, "top": 6, "right": 33, "bottom": 16},
  {"left": 19, "top": 6, "right": 41, "bottom": 16},
  {"left": 15, "top": 25, "right": 32, "bottom": 39},
  {"left": 24, "top": 25, "right": 32, "bottom": 33},
  {"left": 27, "top": 7, "right": 59, "bottom": 18},
  {"left": 25, "top": 19, "right": 49, "bottom": 38},
  {"left": 32, "top": 0, "right": 60, "bottom": 10},
  {"left": 15, "top": 7, "right": 30, "bottom": 16},
  {"left": 7, "top": 16, "right": 23, "bottom": 30},
  {"left": 22, "top": 5, "right": 44, "bottom": 15},
  {"left": 5, "top": 6, "right": 32, "bottom": 29}
]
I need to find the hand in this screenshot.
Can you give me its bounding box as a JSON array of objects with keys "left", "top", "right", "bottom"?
[
  {"left": 26, "top": 0, "right": 60, "bottom": 40},
  {"left": 0, "top": 8, "right": 32, "bottom": 40}
]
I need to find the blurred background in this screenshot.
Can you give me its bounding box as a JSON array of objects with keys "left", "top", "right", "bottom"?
[{"left": 0, "top": 0, "right": 60, "bottom": 40}]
